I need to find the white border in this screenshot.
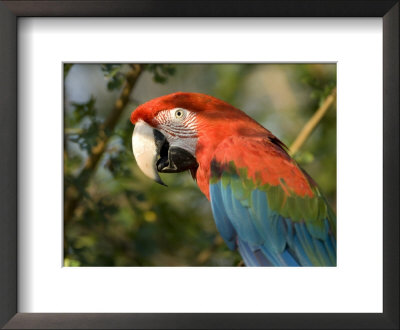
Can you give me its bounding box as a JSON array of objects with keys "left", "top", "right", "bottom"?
[{"left": 18, "top": 18, "right": 382, "bottom": 313}]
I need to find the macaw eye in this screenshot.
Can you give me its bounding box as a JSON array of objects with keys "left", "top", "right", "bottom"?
[{"left": 174, "top": 109, "right": 185, "bottom": 119}]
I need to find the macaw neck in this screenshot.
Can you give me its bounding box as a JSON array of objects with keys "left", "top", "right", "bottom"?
[
  {"left": 194, "top": 132, "right": 225, "bottom": 199},
  {"left": 194, "top": 120, "right": 267, "bottom": 199}
]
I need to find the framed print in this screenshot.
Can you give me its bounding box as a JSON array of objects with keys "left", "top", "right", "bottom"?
[{"left": 0, "top": 1, "right": 398, "bottom": 329}]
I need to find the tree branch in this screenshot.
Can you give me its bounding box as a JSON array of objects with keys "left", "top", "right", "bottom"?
[
  {"left": 289, "top": 87, "right": 336, "bottom": 156},
  {"left": 64, "top": 64, "right": 143, "bottom": 224}
]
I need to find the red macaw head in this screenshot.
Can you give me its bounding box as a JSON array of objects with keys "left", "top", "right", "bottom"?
[{"left": 130, "top": 92, "right": 267, "bottom": 186}]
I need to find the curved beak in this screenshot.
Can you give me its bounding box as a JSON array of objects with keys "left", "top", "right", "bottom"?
[
  {"left": 132, "top": 121, "right": 166, "bottom": 186},
  {"left": 132, "top": 121, "right": 198, "bottom": 186}
]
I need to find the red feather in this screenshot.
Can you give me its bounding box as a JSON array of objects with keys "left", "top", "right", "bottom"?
[{"left": 197, "top": 135, "right": 314, "bottom": 199}]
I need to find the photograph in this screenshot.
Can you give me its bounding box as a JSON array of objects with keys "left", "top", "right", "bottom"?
[{"left": 63, "top": 63, "right": 337, "bottom": 267}]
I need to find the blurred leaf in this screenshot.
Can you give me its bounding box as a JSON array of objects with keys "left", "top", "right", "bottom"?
[
  {"left": 145, "top": 64, "right": 176, "bottom": 84},
  {"left": 64, "top": 258, "right": 81, "bottom": 267},
  {"left": 64, "top": 63, "right": 74, "bottom": 79},
  {"left": 68, "top": 96, "right": 97, "bottom": 126},
  {"left": 101, "top": 64, "right": 125, "bottom": 91}
]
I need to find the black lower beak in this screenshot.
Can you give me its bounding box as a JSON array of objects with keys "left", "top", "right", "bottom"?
[
  {"left": 157, "top": 146, "right": 198, "bottom": 173},
  {"left": 153, "top": 129, "right": 198, "bottom": 174}
]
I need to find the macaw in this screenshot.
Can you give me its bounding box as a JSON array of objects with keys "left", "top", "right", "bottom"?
[{"left": 130, "top": 92, "right": 336, "bottom": 266}]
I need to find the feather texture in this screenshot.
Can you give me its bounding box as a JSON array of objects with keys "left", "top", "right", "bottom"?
[{"left": 209, "top": 136, "right": 336, "bottom": 267}]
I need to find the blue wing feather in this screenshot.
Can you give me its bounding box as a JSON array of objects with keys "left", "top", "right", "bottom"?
[
  {"left": 237, "top": 239, "right": 262, "bottom": 266},
  {"left": 209, "top": 183, "right": 236, "bottom": 250},
  {"left": 209, "top": 176, "right": 336, "bottom": 267},
  {"left": 213, "top": 181, "right": 263, "bottom": 245}
]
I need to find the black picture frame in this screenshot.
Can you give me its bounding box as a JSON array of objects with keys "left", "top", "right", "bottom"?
[{"left": 0, "top": 1, "right": 398, "bottom": 329}]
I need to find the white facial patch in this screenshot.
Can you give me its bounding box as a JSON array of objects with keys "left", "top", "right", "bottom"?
[{"left": 156, "top": 108, "right": 199, "bottom": 155}]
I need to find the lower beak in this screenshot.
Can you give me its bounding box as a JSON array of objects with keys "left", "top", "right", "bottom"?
[{"left": 132, "top": 121, "right": 198, "bottom": 186}]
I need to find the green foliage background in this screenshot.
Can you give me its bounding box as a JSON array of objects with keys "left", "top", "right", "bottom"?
[{"left": 64, "top": 63, "right": 336, "bottom": 267}]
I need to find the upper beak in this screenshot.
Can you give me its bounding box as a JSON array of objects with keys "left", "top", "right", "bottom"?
[
  {"left": 132, "top": 121, "right": 166, "bottom": 186},
  {"left": 132, "top": 121, "right": 198, "bottom": 186}
]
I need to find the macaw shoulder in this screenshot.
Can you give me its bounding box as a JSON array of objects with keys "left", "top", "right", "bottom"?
[{"left": 196, "top": 135, "right": 315, "bottom": 199}]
